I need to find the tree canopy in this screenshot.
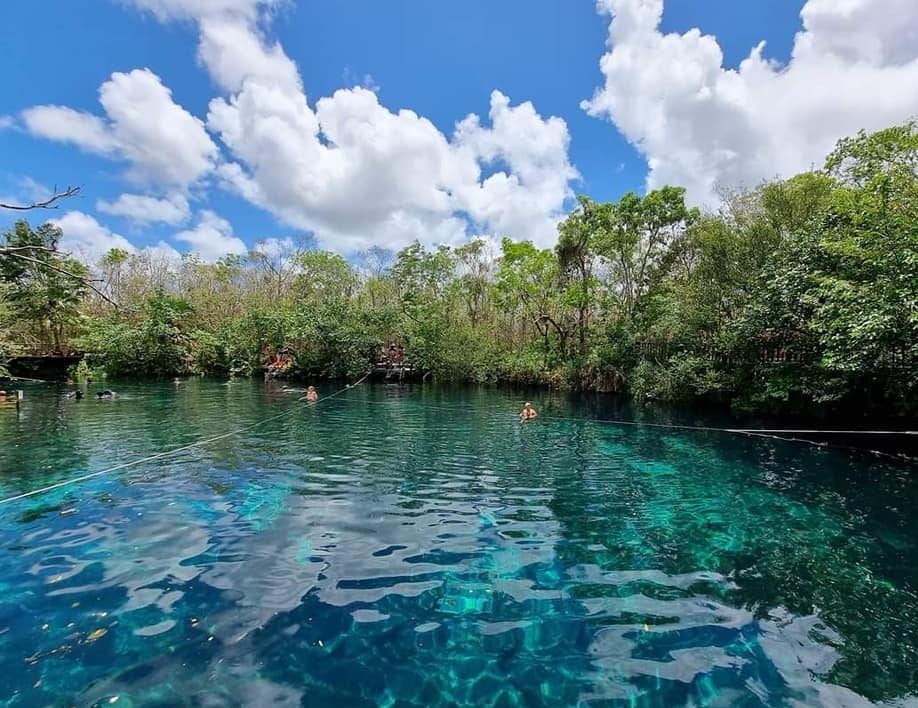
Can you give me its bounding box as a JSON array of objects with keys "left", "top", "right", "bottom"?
[{"left": 2, "top": 122, "right": 915, "bottom": 420}]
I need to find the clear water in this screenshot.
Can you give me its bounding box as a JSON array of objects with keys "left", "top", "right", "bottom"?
[{"left": 1, "top": 381, "right": 916, "bottom": 708}]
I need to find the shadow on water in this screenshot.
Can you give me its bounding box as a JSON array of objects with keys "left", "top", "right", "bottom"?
[{"left": 0, "top": 381, "right": 916, "bottom": 707}]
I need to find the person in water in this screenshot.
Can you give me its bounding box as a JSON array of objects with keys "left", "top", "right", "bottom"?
[
  {"left": 305, "top": 386, "right": 319, "bottom": 402},
  {"left": 96, "top": 390, "right": 115, "bottom": 399},
  {"left": 520, "top": 402, "right": 538, "bottom": 421}
]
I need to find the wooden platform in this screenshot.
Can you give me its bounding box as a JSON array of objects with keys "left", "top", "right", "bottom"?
[
  {"left": 3, "top": 354, "right": 83, "bottom": 381},
  {"left": 371, "top": 364, "right": 419, "bottom": 382}
]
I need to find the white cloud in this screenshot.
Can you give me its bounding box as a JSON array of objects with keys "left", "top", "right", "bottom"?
[
  {"left": 125, "top": 4, "right": 577, "bottom": 251},
  {"left": 175, "top": 210, "right": 247, "bottom": 261},
  {"left": 22, "top": 0, "right": 577, "bottom": 253},
  {"left": 51, "top": 211, "right": 137, "bottom": 263},
  {"left": 20, "top": 107, "right": 116, "bottom": 155},
  {"left": 122, "top": 0, "right": 281, "bottom": 22},
  {"left": 0, "top": 115, "right": 16, "bottom": 130},
  {"left": 455, "top": 91, "right": 577, "bottom": 247},
  {"left": 206, "top": 19, "right": 575, "bottom": 250},
  {"left": 45, "top": 210, "right": 183, "bottom": 266},
  {"left": 97, "top": 193, "right": 190, "bottom": 226},
  {"left": 22, "top": 69, "right": 219, "bottom": 189},
  {"left": 583, "top": 0, "right": 918, "bottom": 205}
]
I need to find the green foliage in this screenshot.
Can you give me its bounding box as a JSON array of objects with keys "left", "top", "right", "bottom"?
[
  {"left": 5, "top": 123, "right": 914, "bottom": 419},
  {"left": 0, "top": 220, "right": 88, "bottom": 352},
  {"left": 80, "top": 295, "right": 194, "bottom": 378},
  {"left": 630, "top": 355, "right": 727, "bottom": 404}
]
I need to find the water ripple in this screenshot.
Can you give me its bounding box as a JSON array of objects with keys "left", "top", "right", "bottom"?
[{"left": 0, "top": 381, "right": 916, "bottom": 707}]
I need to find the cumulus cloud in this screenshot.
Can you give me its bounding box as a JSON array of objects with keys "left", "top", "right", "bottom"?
[
  {"left": 21, "top": 107, "right": 116, "bottom": 155},
  {"left": 455, "top": 91, "right": 577, "bottom": 248},
  {"left": 582, "top": 0, "right": 918, "bottom": 205},
  {"left": 51, "top": 210, "right": 138, "bottom": 262},
  {"left": 22, "top": 69, "right": 219, "bottom": 189},
  {"left": 126, "top": 0, "right": 577, "bottom": 251},
  {"left": 175, "top": 210, "right": 247, "bottom": 261},
  {"left": 122, "top": 0, "right": 282, "bottom": 22},
  {"left": 97, "top": 193, "right": 191, "bottom": 226}
]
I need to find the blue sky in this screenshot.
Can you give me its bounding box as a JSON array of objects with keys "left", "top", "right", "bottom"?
[{"left": 1, "top": 0, "right": 913, "bottom": 261}]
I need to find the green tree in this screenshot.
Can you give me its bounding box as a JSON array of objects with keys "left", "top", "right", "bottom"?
[{"left": 0, "top": 220, "right": 88, "bottom": 352}]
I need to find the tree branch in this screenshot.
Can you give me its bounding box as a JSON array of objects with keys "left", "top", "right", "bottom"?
[
  {"left": 0, "top": 186, "right": 82, "bottom": 211},
  {"left": 0, "top": 245, "right": 56, "bottom": 255},
  {"left": 1, "top": 252, "right": 119, "bottom": 307}
]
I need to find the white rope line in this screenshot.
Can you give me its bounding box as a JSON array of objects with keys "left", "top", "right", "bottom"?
[
  {"left": 0, "top": 371, "right": 372, "bottom": 507},
  {"left": 317, "top": 398, "right": 916, "bottom": 437},
  {"left": 727, "top": 428, "right": 917, "bottom": 435},
  {"left": 316, "top": 396, "right": 915, "bottom": 460},
  {"left": 2, "top": 370, "right": 909, "bottom": 507}
]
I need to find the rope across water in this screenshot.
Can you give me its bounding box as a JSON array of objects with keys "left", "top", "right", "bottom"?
[
  {"left": 0, "top": 371, "right": 371, "bottom": 507},
  {"left": 1, "top": 374, "right": 912, "bottom": 506}
]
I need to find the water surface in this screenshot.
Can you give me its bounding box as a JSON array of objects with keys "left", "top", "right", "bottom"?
[{"left": 1, "top": 381, "right": 916, "bottom": 707}]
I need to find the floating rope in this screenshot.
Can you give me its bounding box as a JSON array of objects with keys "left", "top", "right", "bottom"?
[
  {"left": 2, "top": 372, "right": 911, "bottom": 507},
  {"left": 316, "top": 397, "right": 916, "bottom": 459},
  {"left": 0, "top": 371, "right": 372, "bottom": 507},
  {"left": 317, "top": 397, "right": 916, "bottom": 436}
]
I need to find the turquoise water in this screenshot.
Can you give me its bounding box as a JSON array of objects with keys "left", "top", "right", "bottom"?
[{"left": 0, "top": 380, "right": 916, "bottom": 707}]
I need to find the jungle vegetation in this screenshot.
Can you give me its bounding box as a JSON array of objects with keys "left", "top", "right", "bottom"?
[{"left": 2, "top": 123, "right": 915, "bottom": 418}]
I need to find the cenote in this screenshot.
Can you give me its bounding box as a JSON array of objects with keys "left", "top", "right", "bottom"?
[{"left": 1, "top": 380, "right": 916, "bottom": 708}]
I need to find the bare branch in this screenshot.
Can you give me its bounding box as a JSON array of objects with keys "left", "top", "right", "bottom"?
[
  {"left": 0, "top": 245, "right": 56, "bottom": 255},
  {"left": 0, "top": 186, "right": 82, "bottom": 211}
]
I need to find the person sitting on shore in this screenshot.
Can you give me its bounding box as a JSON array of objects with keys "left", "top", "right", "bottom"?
[
  {"left": 305, "top": 386, "right": 319, "bottom": 403},
  {"left": 520, "top": 402, "right": 538, "bottom": 421}
]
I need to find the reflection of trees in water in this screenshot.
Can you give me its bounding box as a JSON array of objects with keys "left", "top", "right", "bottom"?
[
  {"left": 542, "top": 419, "right": 918, "bottom": 703},
  {"left": 0, "top": 380, "right": 289, "bottom": 504}
]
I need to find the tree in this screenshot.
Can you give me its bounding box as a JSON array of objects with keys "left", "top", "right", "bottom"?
[
  {"left": 557, "top": 196, "right": 600, "bottom": 357},
  {"left": 248, "top": 236, "right": 311, "bottom": 303},
  {"left": 294, "top": 251, "right": 358, "bottom": 304},
  {"left": 496, "top": 239, "right": 569, "bottom": 359},
  {"left": 80, "top": 295, "right": 194, "bottom": 377},
  {"left": 593, "top": 187, "right": 699, "bottom": 322},
  {"left": 0, "top": 220, "right": 88, "bottom": 352}
]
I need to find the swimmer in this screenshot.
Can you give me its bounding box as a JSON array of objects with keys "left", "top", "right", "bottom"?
[
  {"left": 305, "top": 386, "right": 319, "bottom": 403},
  {"left": 172, "top": 377, "right": 182, "bottom": 385},
  {"left": 520, "top": 402, "right": 538, "bottom": 421},
  {"left": 96, "top": 390, "right": 114, "bottom": 399}
]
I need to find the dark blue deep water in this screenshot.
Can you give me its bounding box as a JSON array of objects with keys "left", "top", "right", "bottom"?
[{"left": 0, "top": 381, "right": 916, "bottom": 707}]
